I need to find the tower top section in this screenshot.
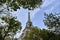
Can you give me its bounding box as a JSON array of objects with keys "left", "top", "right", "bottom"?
[
  {"left": 26, "top": 12, "right": 32, "bottom": 28},
  {"left": 28, "top": 12, "right": 31, "bottom": 22}
]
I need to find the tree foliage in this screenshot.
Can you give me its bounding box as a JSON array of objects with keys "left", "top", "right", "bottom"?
[
  {"left": 0, "top": 16, "right": 22, "bottom": 40},
  {"left": 44, "top": 13, "right": 60, "bottom": 32},
  {"left": 1, "top": 17, "right": 22, "bottom": 33},
  {"left": 0, "top": 0, "right": 43, "bottom": 11},
  {"left": 22, "top": 27, "right": 60, "bottom": 40},
  {"left": 23, "top": 27, "right": 41, "bottom": 40}
]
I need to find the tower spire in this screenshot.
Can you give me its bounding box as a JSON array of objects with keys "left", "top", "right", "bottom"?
[
  {"left": 28, "top": 12, "right": 30, "bottom": 22},
  {"left": 26, "top": 12, "right": 32, "bottom": 28}
]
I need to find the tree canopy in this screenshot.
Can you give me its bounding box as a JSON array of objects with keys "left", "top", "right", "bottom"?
[
  {"left": 0, "top": 0, "right": 43, "bottom": 11},
  {"left": 22, "top": 27, "right": 60, "bottom": 40},
  {"left": 0, "top": 16, "right": 22, "bottom": 40},
  {"left": 44, "top": 13, "right": 60, "bottom": 33}
]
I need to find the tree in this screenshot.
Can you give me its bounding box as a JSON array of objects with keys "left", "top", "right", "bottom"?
[
  {"left": 22, "top": 27, "right": 50, "bottom": 40},
  {"left": 22, "top": 27, "right": 60, "bottom": 40},
  {"left": 23, "top": 27, "right": 42, "bottom": 40},
  {"left": 0, "top": 0, "right": 43, "bottom": 11},
  {"left": 4, "top": 35, "right": 12, "bottom": 40},
  {"left": 0, "top": 16, "right": 22, "bottom": 40},
  {"left": 43, "top": 13, "right": 60, "bottom": 33}
]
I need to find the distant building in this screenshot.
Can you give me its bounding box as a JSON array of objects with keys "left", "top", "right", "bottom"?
[{"left": 19, "top": 12, "right": 33, "bottom": 40}]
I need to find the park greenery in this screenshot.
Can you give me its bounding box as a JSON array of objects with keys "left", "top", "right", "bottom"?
[
  {"left": 23, "top": 27, "right": 60, "bottom": 40},
  {"left": 0, "top": 0, "right": 60, "bottom": 40}
]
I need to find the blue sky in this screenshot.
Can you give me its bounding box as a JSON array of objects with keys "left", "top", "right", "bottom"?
[{"left": 12, "top": 0, "right": 60, "bottom": 38}]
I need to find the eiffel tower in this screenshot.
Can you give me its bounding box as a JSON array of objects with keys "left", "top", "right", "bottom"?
[{"left": 20, "top": 12, "right": 33, "bottom": 39}]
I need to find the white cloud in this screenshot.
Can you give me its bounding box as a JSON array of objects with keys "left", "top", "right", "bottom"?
[
  {"left": 29, "top": 8, "right": 40, "bottom": 19},
  {"left": 42, "top": 0, "right": 55, "bottom": 7},
  {"left": 44, "top": 0, "right": 60, "bottom": 13}
]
